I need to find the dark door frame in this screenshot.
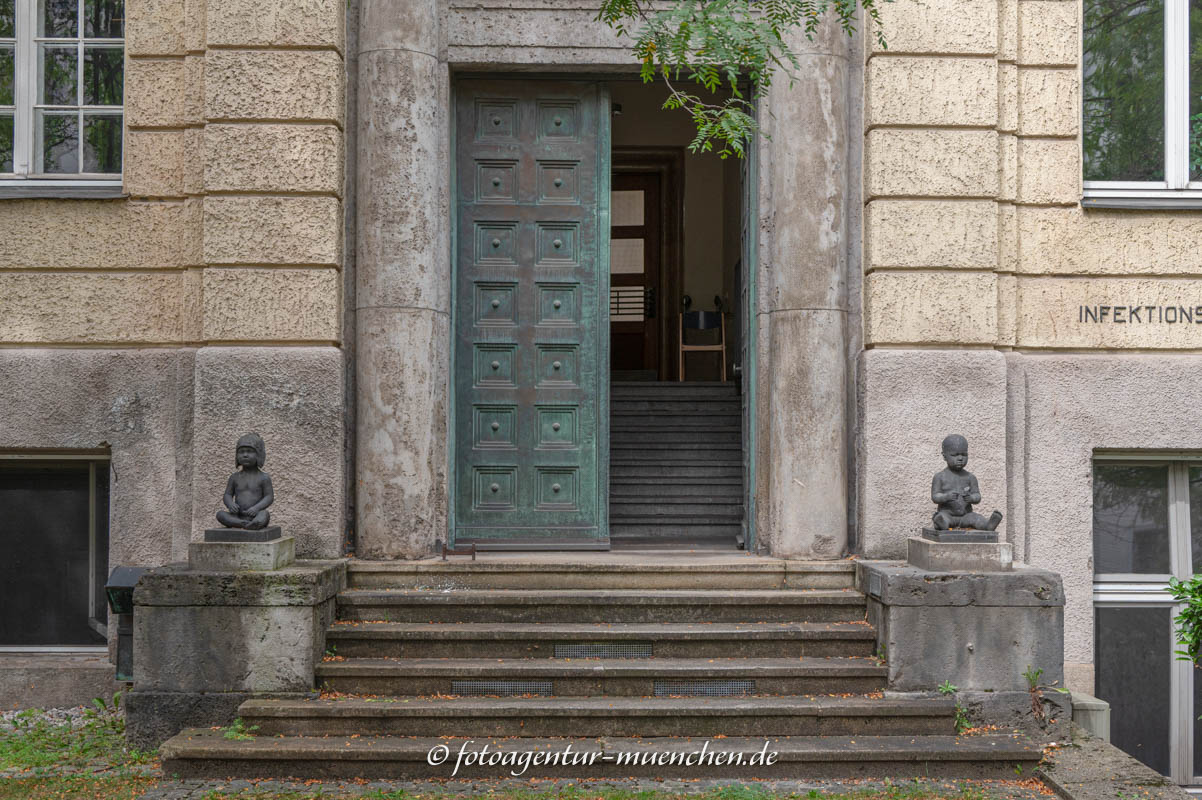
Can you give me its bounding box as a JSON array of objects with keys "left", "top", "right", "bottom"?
[{"left": 611, "top": 147, "right": 684, "bottom": 382}]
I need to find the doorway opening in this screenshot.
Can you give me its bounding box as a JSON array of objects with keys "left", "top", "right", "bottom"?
[{"left": 607, "top": 81, "right": 751, "bottom": 551}]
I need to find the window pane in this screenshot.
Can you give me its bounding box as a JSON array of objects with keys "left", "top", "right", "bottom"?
[
  {"left": 1096, "top": 606, "right": 1172, "bottom": 776},
  {"left": 0, "top": 0, "right": 12, "bottom": 37},
  {"left": 83, "top": 113, "right": 120, "bottom": 172},
  {"left": 84, "top": 46, "right": 121, "bottom": 105},
  {"left": 1093, "top": 463, "right": 1171, "bottom": 574},
  {"left": 0, "top": 114, "right": 12, "bottom": 172},
  {"left": 611, "top": 238, "right": 645, "bottom": 274},
  {"left": 0, "top": 44, "right": 12, "bottom": 105},
  {"left": 1191, "top": 466, "right": 1202, "bottom": 573},
  {"left": 85, "top": 0, "right": 122, "bottom": 37},
  {"left": 1082, "top": 0, "right": 1165, "bottom": 181},
  {"left": 40, "top": 0, "right": 77, "bottom": 37},
  {"left": 39, "top": 111, "right": 78, "bottom": 172},
  {"left": 1192, "top": 2, "right": 1202, "bottom": 181},
  {"left": 40, "top": 45, "right": 78, "bottom": 105},
  {"left": 612, "top": 190, "right": 645, "bottom": 226}
]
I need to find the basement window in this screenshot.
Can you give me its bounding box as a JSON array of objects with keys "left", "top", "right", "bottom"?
[
  {"left": 0, "top": 456, "right": 110, "bottom": 650},
  {"left": 1092, "top": 456, "right": 1202, "bottom": 786}
]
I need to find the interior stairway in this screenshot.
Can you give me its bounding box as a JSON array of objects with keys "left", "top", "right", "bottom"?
[
  {"left": 610, "top": 381, "right": 744, "bottom": 548},
  {"left": 161, "top": 559, "right": 1040, "bottom": 779}
]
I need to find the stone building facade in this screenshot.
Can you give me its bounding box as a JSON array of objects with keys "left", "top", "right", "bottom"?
[{"left": 1, "top": 0, "right": 1200, "bottom": 785}]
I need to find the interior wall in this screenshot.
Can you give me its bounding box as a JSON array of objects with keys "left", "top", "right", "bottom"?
[{"left": 610, "top": 82, "right": 731, "bottom": 312}]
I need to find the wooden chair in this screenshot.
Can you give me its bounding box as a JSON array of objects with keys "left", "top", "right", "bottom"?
[{"left": 678, "top": 311, "right": 726, "bottom": 382}]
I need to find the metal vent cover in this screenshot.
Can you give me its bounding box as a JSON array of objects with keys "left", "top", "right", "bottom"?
[
  {"left": 451, "top": 680, "right": 553, "bottom": 697},
  {"left": 554, "top": 642, "right": 653, "bottom": 659},
  {"left": 653, "top": 679, "right": 755, "bottom": 697}
]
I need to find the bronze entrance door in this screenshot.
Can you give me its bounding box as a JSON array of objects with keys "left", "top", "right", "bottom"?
[{"left": 451, "top": 79, "right": 610, "bottom": 547}]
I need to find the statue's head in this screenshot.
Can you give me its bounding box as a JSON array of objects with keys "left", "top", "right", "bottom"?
[
  {"left": 941, "top": 434, "right": 968, "bottom": 469},
  {"left": 235, "top": 432, "right": 266, "bottom": 469}
]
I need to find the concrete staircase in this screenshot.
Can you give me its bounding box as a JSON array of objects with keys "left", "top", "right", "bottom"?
[
  {"left": 160, "top": 557, "right": 1040, "bottom": 779},
  {"left": 610, "top": 381, "right": 744, "bottom": 548}
]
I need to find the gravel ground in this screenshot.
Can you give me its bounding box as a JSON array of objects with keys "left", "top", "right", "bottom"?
[{"left": 0, "top": 704, "right": 110, "bottom": 731}]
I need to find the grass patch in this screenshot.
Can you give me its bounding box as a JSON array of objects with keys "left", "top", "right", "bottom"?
[
  {"left": 0, "top": 774, "right": 158, "bottom": 800},
  {"left": 0, "top": 696, "right": 156, "bottom": 771}
]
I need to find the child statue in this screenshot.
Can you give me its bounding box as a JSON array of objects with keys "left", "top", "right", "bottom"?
[
  {"left": 931, "top": 434, "right": 1002, "bottom": 531},
  {"left": 216, "top": 433, "right": 274, "bottom": 530}
]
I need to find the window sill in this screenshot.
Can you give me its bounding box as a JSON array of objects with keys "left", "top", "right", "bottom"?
[
  {"left": 0, "top": 179, "right": 126, "bottom": 200},
  {"left": 1082, "top": 188, "right": 1202, "bottom": 210}
]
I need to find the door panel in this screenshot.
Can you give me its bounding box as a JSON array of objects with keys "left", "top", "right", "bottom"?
[{"left": 453, "top": 80, "right": 609, "bottom": 546}]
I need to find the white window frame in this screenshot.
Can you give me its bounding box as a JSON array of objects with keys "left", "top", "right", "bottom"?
[
  {"left": 0, "top": 0, "right": 123, "bottom": 192},
  {"left": 1092, "top": 454, "right": 1201, "bottom": 787},
  {"left": 1080, "top": 0, "right": 1202, "bottom": 207}
]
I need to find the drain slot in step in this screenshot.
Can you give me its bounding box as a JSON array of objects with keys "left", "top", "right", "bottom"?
[
  {"left": 653, "top": 680, "right": 754, "bottom": 697},
  {"left": 553, "top": 642, "right": 653, "bottom": 659},
  {"left": 451, "top": 680, "right": 554, "bottom": 697}
]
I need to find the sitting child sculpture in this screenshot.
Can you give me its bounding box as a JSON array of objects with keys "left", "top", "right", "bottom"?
[
  {"left": 216, "top": 433, "right": 274, "bottom": 530},
  {"left": 931, "top": 434, "right": 1002, "bottom": 531}
]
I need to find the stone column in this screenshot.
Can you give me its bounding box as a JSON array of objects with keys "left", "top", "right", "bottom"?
[
  {"left": 758, "top": 21, "right": 851, "bottom": 559},
  {"left": 355, "top": 0, "right": 450, "bottom": 558}
]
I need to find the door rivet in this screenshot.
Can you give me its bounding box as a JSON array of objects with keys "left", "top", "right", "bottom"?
[
  {"left": 552, "top": 422, "right": 561, "bottom": 431},
  {"left": 491, "top": 422, "right": 500, "bottom": 431},
  {"left": 490, "top": 483, "right": 500, "bottom": 493},
  {"left": 492, "top": 177, "right": 501, "bottom": 187},
  {"left": 553, "top": 178, "right": 563, "bottom": 187},
  {"left": 552, "top": 361, "right": 561, "bottom": 370},
  {"left": 492, "top": 238, "right": 502, "bottom": 248},
  {"left": 551, "top": 483, "right": 561, "bottom": 493},
  {"left": 552, "top": 239, "right": 562, "bottom": 249},
  {"left": 553, "top": 300, "right": 562, "bottom": 309},
  {"left": 491, "top": 299, "right": 501, "bottom": 309},
  {"left": 491, "top": 360, "right": 500, "bottom": 370},
  {"left": 553, "top": 116, "right": 562, "bottom": 126},
  {"left": 492, "top": 116, "right": 501, "bottom": 126}
]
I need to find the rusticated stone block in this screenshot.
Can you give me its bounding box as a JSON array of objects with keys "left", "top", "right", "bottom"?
[
  {"left": 0, "top": 272, "right": 185, "bottom": 344},
  {"left": 201, "top": 268, "right": 340, "bottom": 342},
  {"left": 203, "top": 196, "right": 341, "bottom": 266},
  {"left": 124, "top": 129, "right": 186, "bottom": 197},
  {"left": 866, "top": 129, "right": 998, "bottom": 198},
  {"left": 203, "top": 124, "right": 342, "bottom": 194},
  {"left": 125, "top": 58, "right": 190, "bottom": 128},
  {"left": 1018, "top": 0, "right": 1078, "bottom": 65},
  {"left": 1018, "top": 68, "right": 1079, "bottom": 136},
  {"left": 864, "top": 270, "right": 998, "bottom": 345},
  {"left": 125, "top": 0, "right": 186, "bottom": 55},
  {"left": 207, "top": 0, "right": 343, "bottom": 50},
  {"left": 868, "top": 0, "right": 997, "bottom": 55},
  {"left": 1017, "top": 206, "right": 1202, "bottom": 274},
  {"left": 867, "top": 57, "right": 997, "bottom": 128},
  {"left": 0, "top": 199, "right": 201, "bottom": 269},
  {"left": 866, "top": 199, "right": 997, "bottom": 270},
  {"left": 1017, "top": 138, "right": 1078, "bottom": 204},
  {"left": 1016, "top": 276, "right": 1202, "bottom": 349},
  {"left": 205, "top": 50, "right": 344, "bottom": 123}
]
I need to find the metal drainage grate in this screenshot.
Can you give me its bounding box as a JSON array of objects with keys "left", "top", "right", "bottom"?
[
  {"left": 653, "top": 680, "right": 755, "bottom": 697},
  {"left": 451, "top": 680, "right": 553, "bottom": 697},
  {"left": 554, "top": 642, "right": 653, "bottom": 659}
]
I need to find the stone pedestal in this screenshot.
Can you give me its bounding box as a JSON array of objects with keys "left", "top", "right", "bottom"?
[
  {"left": 188, "top": 536, "right": 296, "bottom": 571},
  {"left": 856, "top": 560, "right": 1064, "bottom": 692},
  {"left": 907, "top": 535, "right": 1013, "bottom": 572},
  {"left": 125, "top": 558, "right": 346, "bottom": 749}
]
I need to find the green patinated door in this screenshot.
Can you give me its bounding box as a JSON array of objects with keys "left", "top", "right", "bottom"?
[{"left": 451, "top": 79, "right": 610, "bottom": 547}]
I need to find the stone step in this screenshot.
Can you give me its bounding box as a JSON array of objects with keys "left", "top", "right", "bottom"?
[
  {"left": 314, "top": 656, "right": 887, "bottom": 697},
  {"left": 610, "top": 421, "right": 741, "bottom": 432},
  {"left": 612, "top": 441, "right": 742, "bottom": 452},
  {"left": 325, "top": 621, "right": 875, "bottom": 658},
  {"left": 239, "top": 695, "right": 947, "bottom": 738},
  {"left": 611, "top": 401, "right": 741, "bottom": 414},
  {"left": 161, "top": 731, "right": 1041, "bottom": 780},
  {"left": 610, "top": 430, "right": 741, "bottom": 444},
  {"left": 609, "top": 480, "right": 744, "bottom": 496},
  {"left": 608, "top": 527, "right": 744, "bottom": 547},
  {"left": 336, "top": 588, "right": 867, "bottom": 623},
  {"left": 610, "top": 463, "right": 742, "bottom": 477},
  {"left": 611, "top": 382, "right": 738, "bottom": 398},
  {"left": 610, "top": 500, "right": 745, "bottom": 517},
  {"left": 345, "top": 559, "right": 854, "bottom": 591}
]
